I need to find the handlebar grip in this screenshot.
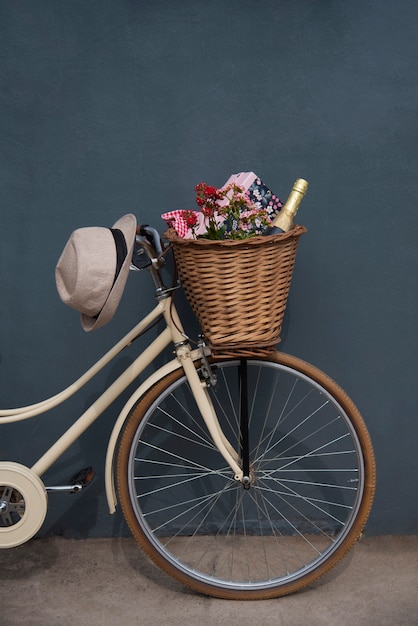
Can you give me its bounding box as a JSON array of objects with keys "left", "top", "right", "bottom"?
[{"left": 136, "top": 225, "right": 164, "bottom": 257}]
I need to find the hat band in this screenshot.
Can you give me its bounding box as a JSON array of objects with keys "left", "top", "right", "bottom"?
[
  {"left": 89, "top": 227, "right": 128, "bottom": 322},
  {"left": 110, "top": 228, "right": 128, "bottom": 283}
]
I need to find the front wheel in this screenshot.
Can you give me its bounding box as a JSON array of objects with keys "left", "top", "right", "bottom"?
[{"left": 116, "top": 353, "right": 375, "bottom": 600}]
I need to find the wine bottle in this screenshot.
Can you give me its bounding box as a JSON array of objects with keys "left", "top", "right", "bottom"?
[{"left": 263, "top": 178, "right": 309, "bottom": 235}]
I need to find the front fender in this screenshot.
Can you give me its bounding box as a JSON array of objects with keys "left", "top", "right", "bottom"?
[{"left": 104, "top": 349, "right": 202, "bottom": 513}]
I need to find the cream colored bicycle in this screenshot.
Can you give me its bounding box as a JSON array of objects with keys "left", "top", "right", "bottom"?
[{"left": 0, "top": 221, "right": 375, "bottom": 600}]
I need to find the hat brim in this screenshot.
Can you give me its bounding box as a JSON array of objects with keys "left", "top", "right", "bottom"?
[{"left": 80, "top": 213, "right": 137, "bottom": 332}]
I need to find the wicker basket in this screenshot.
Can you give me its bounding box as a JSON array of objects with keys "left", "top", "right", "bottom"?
[{"left": 164, "top": 225, "right": 307, "bottom": 356}]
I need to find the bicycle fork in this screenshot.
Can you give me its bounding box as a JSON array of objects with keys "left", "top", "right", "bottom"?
[{"left": 175, "top": 343, "right": 244, "bottom": 483}]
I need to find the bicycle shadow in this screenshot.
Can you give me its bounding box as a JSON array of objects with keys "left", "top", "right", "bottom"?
[
  {"left": 110, "top": 535, "right": 199, "bottom": 596},
  {"left": 38, "top": 325, "right": 171, "bottom": 540},
  {"left": 0, "top": 536, "right": 59, "bottom": 580}
]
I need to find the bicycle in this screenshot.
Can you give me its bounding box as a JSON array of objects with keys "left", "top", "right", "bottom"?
[{"left": 0, "top": 219, "right": 376, "bottom": 600}]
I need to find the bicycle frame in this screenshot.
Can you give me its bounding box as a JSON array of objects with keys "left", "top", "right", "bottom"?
[
  {"left": 0, "top": 264, "right": 243, "bottom": 517},
  {"left": 1, "top": 228, "right": 376, "bottom": 596}
]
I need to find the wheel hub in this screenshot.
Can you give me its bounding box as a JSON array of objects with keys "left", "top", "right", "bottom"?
[{"left": 0, "top": 485, "right": 26, "bottom": 527}]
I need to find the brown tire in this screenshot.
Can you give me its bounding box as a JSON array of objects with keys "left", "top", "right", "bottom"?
[{"left": 117, "top": 352, "right": 375, "bottom": 599}]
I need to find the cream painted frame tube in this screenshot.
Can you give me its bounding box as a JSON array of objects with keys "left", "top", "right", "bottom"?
[
  {"left": 0, "top": 303, "right": 169, "bottom": 422},
  {"left": 1, "top": 296, "right": 243, "bottom": 509}
]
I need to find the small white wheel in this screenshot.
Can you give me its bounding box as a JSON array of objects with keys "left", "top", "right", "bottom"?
[{"left": 0, "top": 462, "right": 48, "bottom": 548}]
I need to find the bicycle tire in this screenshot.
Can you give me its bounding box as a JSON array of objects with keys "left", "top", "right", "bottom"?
[{"left": 116, "top": 352, "right": 375, "bottom": 600}]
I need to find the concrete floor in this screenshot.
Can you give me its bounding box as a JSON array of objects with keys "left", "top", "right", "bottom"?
[{"left": 1, "top": 535, "right": 417, "bottom": 626}]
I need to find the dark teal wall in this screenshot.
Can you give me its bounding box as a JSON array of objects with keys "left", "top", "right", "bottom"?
[{"left": 1, "top": 0, "right": 417, "bottom": 536}]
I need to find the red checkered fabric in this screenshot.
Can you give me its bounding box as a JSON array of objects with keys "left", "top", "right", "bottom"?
[
  {"left": 161, "top": 210, "right": 191, "bottom": 238},
  {"left": 162, "top": 210, "right": 226, "bottom": 239}
]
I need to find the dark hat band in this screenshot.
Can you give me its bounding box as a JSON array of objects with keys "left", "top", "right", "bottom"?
[{"left": 109, "top": 228, "right": 128, "bottom": 284}]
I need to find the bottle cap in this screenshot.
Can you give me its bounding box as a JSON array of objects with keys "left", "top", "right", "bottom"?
[{"left": 293, "top": 178, "right": 309, "bottom": 195}]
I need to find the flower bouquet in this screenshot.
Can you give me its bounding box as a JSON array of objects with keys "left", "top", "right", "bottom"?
[
  {"left": 163, "top": 175, "right": 306, "bottom": 356},
  {"left": 162, "top": 175, "right": 283, "bottom": 240}
]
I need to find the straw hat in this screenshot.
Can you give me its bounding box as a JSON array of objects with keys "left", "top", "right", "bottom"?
[{"left": 56, "top": 214, "right": 137, "bottom": 331}]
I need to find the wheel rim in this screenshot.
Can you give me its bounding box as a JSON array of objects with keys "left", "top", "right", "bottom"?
[
  {"left": 124, "top": 359, "right": 369, "bottom": 593},
  {"left": 0, "top": 462, "right": 47, "bottom": 548}
]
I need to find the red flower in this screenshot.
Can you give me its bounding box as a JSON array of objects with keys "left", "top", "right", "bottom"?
[
  {"left": 181, "top": 210, "right": 198, "bottom": 228},
  {"left": 195, "top": 182, "right": 221, "bottom": 204}
]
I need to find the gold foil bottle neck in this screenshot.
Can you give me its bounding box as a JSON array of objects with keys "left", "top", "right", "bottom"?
[
  {"left": 292, "top": 178, "right": 309, "bottom": 195},
  {"left": 271, "top": 178, "right": 309, "bottom": 232}
]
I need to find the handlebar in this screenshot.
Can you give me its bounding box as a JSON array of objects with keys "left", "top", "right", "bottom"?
[
  {"left": 136, "top": 225, "right": 164, "bottom": 256},
  {"left": 131, "top": 224, "right": 167, "bottom": 271},
  {"left": 131, "top": 224, "right": 177, "bottom": 295}
]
